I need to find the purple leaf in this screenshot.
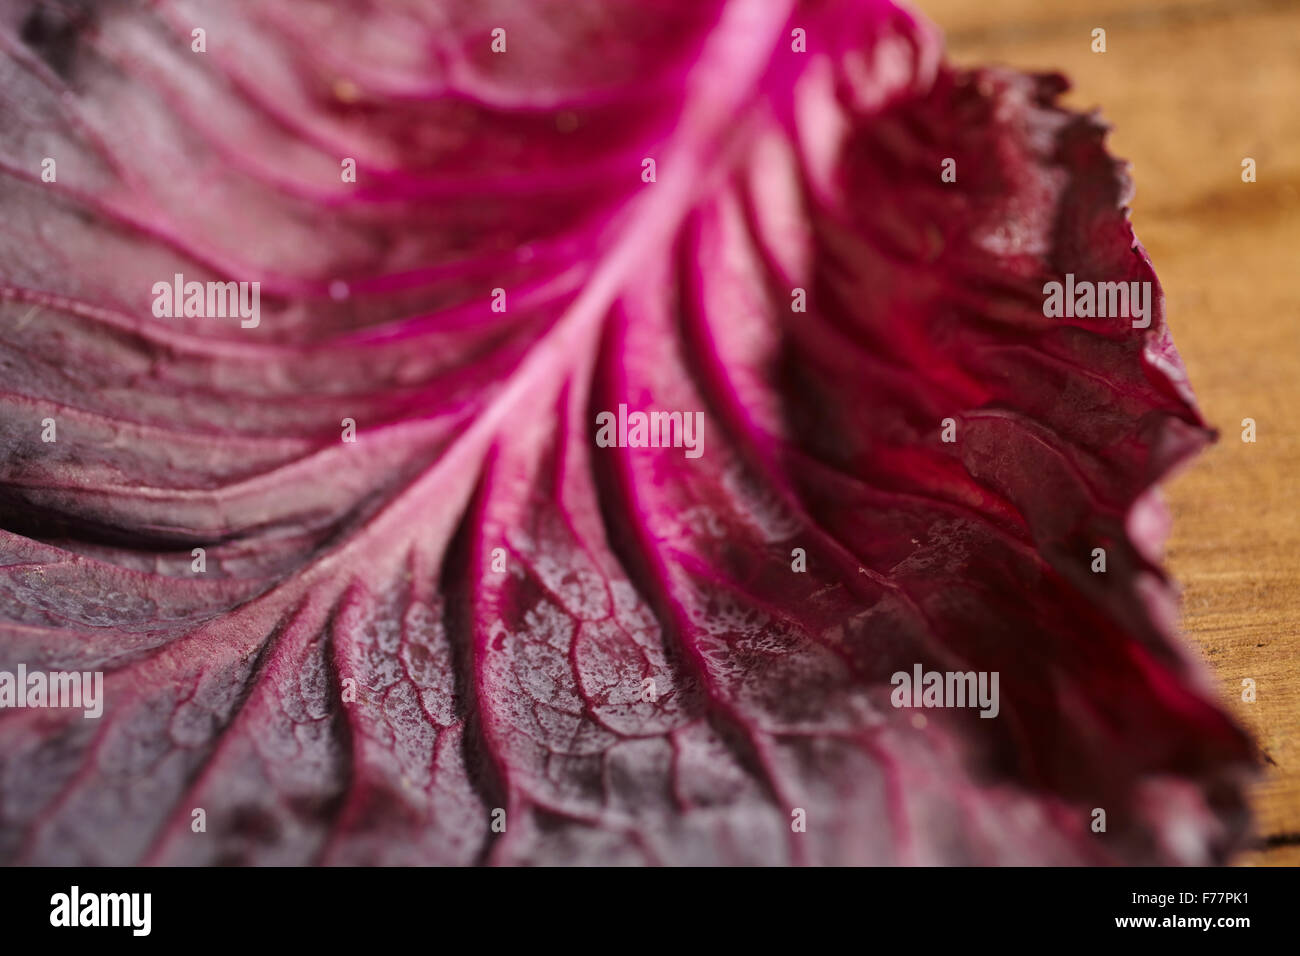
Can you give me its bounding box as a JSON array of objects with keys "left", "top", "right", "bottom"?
[{"left": 0, "top": 0, "right": 1253, "bottom": 865}]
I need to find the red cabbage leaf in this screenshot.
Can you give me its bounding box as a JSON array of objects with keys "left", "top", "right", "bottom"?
[{"left": 0, "top": 0, "right": 1253, "bottom": 864}]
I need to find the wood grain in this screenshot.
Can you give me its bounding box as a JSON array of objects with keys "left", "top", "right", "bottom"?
[{"left": 919, "top": 0, "right": 1300, "bottom": 865}]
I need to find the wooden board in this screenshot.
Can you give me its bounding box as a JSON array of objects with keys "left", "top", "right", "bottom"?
[{"left": 919, "top": 0, "right": 1300, "bottom": 865}]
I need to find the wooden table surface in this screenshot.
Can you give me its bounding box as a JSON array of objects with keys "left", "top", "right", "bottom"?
[{"left": 921, "top": 0, "right": 1299, "bottom": 866}]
